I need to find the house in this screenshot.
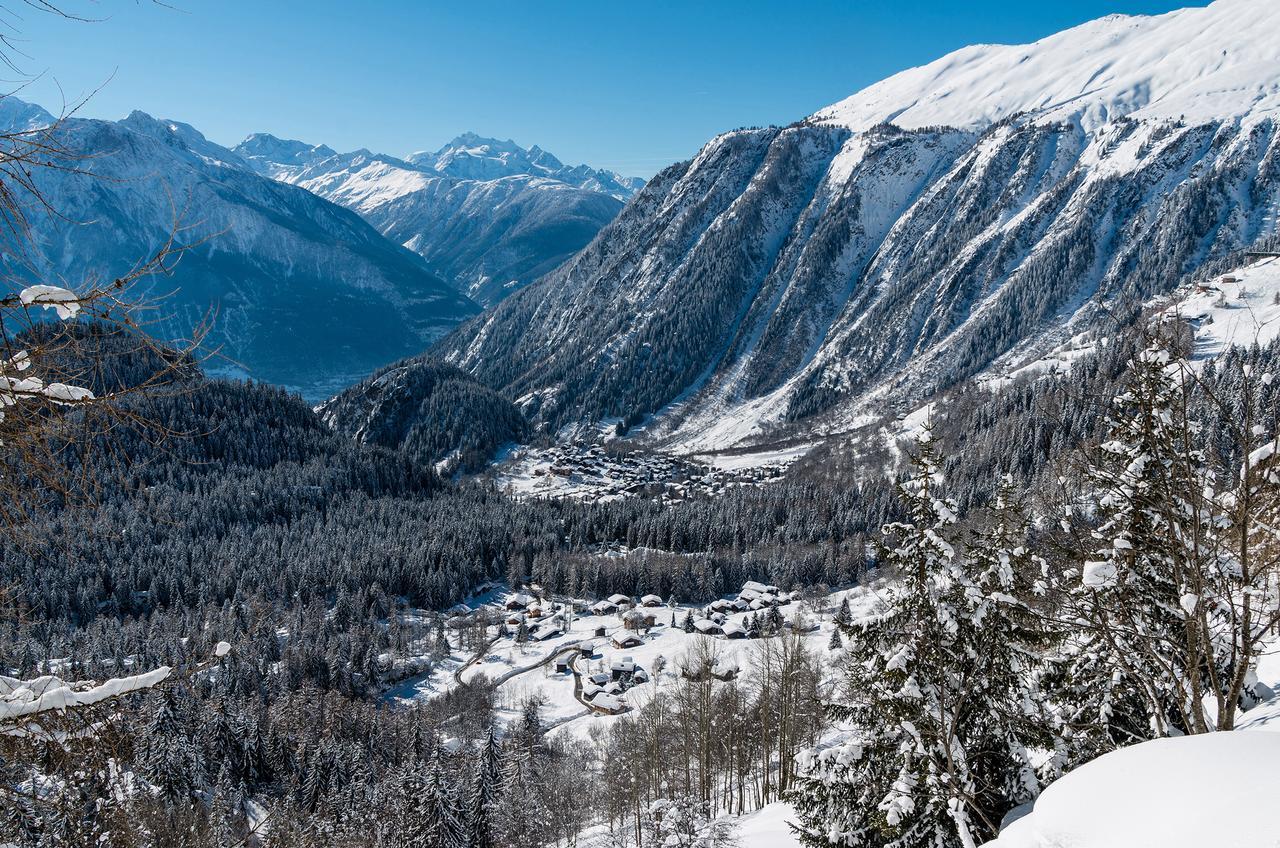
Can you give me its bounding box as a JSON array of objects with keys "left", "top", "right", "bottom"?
[
  {"left": 741, "top": 580, "right": 780, "bottom": 595},
  {"left": 611, "top": 657, "right": 636, "bottom": 680},
  {"left": 590, "top": 600, "right": 618, "bottom": 616},
  {"left": 594, "top": 626, "right": 608, "bottom": 637},
  {"left": 622, "top": 610, "right": 656, "bottom": 631},
  {"left": 612, "top": 632, "right": 643, "bottom": 649},
  {"left": 505, "top": 612, "right": 526, "bottom": 626},
  {"left": 554, "top": 657, "right": 571, "bottom": 673},
  {"left": 691, "top": 619, "right": 723, "bottom": 636},
  {"left": 589, "top": 672, "right": 612, "bottom": 686},
  {"left": 607, "top": 593, "right": 632, "bottom": 607},
  {"left": 531, "top": 626, "right": 561, "bottom": 642},
  {"left": 640, "top": 594, "right": 664, "bottom": 607},
  {"left": 1221, "top": 275, "right": 1241, "bottom": 284},
  {"left": 722, "top": 621, "right": 747, "bottom": 639},
  {"left": 526, "top": 604, "right": 543, "bottom": 619},
  {"left": 505, "top": 592, "right": 535, "bottom": 610},
  {"left": 590, "top": 693, "right": 625, "bottom": 714},
  {"left": 631, "top": 667, "right": 650, "bottom": 684},
  {"left": 579, "top": 642, "right": 596, "bottom": 656}
]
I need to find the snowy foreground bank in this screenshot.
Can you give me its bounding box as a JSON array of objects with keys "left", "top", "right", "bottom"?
[{"left": 986, "top": 732, "right": 1280, "bottom": 848}]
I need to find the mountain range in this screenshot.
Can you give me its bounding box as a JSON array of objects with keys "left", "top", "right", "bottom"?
[
  {"left": 238, "top": 136, "right": 631, "bottom": 307},
  {"left": 430, "top": 0, "right": 1280, "bottom": 453},
  {"left": 3, "top": 101, "right": 640, "bottom": 397}
]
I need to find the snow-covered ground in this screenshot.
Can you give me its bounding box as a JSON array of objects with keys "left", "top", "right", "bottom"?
[
  {"left": 1167, "top": 255, "right": 1280, "bottom": 360},
  {"left": 986, "top": 732, "right": 1280, "bottom": 848},
  {"left": 735, "top": 801, "right": 804, "bottom": 848},
  {"left": 982, "top": 631, "right": 1280, "bottom": 847}
]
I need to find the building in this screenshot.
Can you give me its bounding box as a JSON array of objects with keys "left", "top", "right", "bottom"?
[
  {"left": 611, "top": 632, "right": 643, "bottom": 649},
  {"left": 640, "top": 594, "right": 664, "bottom": 607}
]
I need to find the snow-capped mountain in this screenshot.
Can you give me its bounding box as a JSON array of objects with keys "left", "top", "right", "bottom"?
[
  {"left": 2, "top": 100, "right": 478, "bottom": 400},
  {"left": 438, "top": 0, "right": 1280, "bottom": 450},
  {"left": 408, "top": 132, "right": 646, "bottom": 200},
  {"left": 236, "top": 135, "right": 636, "bottom": 306}
]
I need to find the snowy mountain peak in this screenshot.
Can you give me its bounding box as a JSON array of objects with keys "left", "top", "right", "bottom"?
[
  {"left": 234, "top": 132, "right": 339, "bottom": 177},
  {"left": 0, "top": 97, "right": 56, "bottom": 133},
  {"left": 814, "top": 0, "right": 1280, "bottom": 133}
]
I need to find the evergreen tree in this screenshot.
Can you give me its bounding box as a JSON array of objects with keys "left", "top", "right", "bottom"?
[
  {"left": 792, "top": 433, "right": 1047, "bottom": 848},
  {"left": 465, "top": 727, "right": 505, "bottom": 848}
]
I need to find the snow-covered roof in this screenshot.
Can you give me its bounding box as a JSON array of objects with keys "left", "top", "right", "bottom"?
[
  {"left": 607, "top": 593, "right": 631, "bottom": 605},
  {"left": 640, "top": 594, "right": 663, "bottom": 605},
  {"left": 692, "top": 619, "right": 721, "bottom": 634}
]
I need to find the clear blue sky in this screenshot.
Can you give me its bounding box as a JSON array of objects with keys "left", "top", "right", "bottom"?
[{"left": 9, "top": 0, "right": 1203, "bottom": 177}]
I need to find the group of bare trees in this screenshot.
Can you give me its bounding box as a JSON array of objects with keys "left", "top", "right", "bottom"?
[{"left": 592, "top": 632, "right": 824, "bottom": 846}]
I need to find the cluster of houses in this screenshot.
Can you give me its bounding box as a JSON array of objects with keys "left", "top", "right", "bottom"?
[
  {"left": 504, "top": 441, "right": 789, "bottom": 504},
  {"left": 686, "top": 580, "right": 794, "bottom": 636},
  {"left": 578, "top": 654, "right": 650, "bottom": 714},
  {"left": 502, "top": 592, "right": 569, "bottom": 642}
]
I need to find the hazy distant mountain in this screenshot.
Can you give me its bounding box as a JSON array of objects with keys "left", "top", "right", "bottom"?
[
  {"left": 236, "top": 133, "right": 640, "bottom": 307},
  {"left": 437, "top": 0, "right": 1280, "bottom": 450},
  {"left": 408, "top": 132, "right": 646, "bottom": 200},
  {"left": 2, "top": 100, "right": 478, "bottom": 400}
]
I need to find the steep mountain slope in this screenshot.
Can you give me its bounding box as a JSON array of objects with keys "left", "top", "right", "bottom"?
[
  {"left": 3, "top": 99, "right": 478, "bottom": 400},
  {"left": 438, "top": 0, "right": 1280, "bottom": 450},
  {"left": 236, "top": 135, "right": 636, "bottom": 307}
]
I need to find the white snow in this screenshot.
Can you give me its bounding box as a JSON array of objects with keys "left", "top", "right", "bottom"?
[
  {"left": 1166, "top": 256, "right": 1280, "bottom": 360},
  {"left": 19, "top": 284, "right": 81, "bottom": 319},
  {"left": 0, "top": 667, "right": 171, "bottom": 722},
  {"left": 815, "top": 0, "right": 1280, "bottom": 135},
  {"left": 735, "top": 801, "right": 804, "bottom": 848},
  {"left": 984, "top": 732, "right": 1280, "bottom": 848}
]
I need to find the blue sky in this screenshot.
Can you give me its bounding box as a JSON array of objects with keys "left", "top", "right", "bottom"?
[{"left": 10, "top": 0, "right": 1202, "bottom": 177}]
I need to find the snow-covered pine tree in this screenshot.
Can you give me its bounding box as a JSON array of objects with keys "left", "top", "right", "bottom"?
[
  {"left": 465, "top": 727, "right": 505, "bottom": 848},
  {"left": 1043, "top": 333, "right": 1275, "bottom": 767},
  {"left": 792, "top": 431, "right": 1049, "bottom": 848},
  {"left": 143, "top": 688, "right": 206, "bottom": 809},
  {"left": 423, "top": 745, "right": 467, "bottom": 848}
]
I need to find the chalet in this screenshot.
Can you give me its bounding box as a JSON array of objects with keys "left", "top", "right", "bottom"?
[
  {"left": 579, "top": 642, "right": 596, "bottom": 656},
  {"left": 691, "top": 619, "right": 723, "bottom": 636},
  {"left": 607, "top": 593, "right": 632, "bottom": 608},
  {"left": 590, "top": 600, "right": 618, "bottom": 616},
  {"left": 526, "top": 604, "right": 543, "bottom": 619},
  {"left": 640, "top": 594, "right": 664, "bottom": 607},
  {"left": 741, "top": 580, "right": 780, "bottom": 595},
  {"left": 611, "top": 657, "right": 636, "bottom": 680},
  {"left": 505, "top": 592, "right": 535, "bottom": 610},
  {"left": 708, "top": 599, "right": 734, "bottom": 614},
  {"left": 554, "top": 657, "right": 571, "bottom": 674},
  {"left": 722, "top": 621, "right": 747, "bottom": 639},
  {"left": 631, "top": 667, "right": 650, "bottom": 684},
  {"left": 622, "top": 610, "right": 657, "bottom": 631},
  {"left": 505, "top": 612, "right": 526, "bottom": 626},
  {"left": 590, "top": 693, "right": 625, "bottom": 714},
  {"left": 594, "top": 626, "right": 608, "bottom": 637},
  {"left": 1221, "top": 275, "right": 1241, "bottom": 285},
  {"left": 531, "top": 626, "right": 561, "bottom": 642},
  {"left": 612, "top": 632, "right": 644, "bottom": 649},
  {"left": 589, "top": 672, "right": 612, "bottom": 687}
]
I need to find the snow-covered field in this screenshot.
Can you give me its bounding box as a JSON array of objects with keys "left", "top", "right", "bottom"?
[{"left": 1170, "top": 256, "right": 1280, "bottom": 360}]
